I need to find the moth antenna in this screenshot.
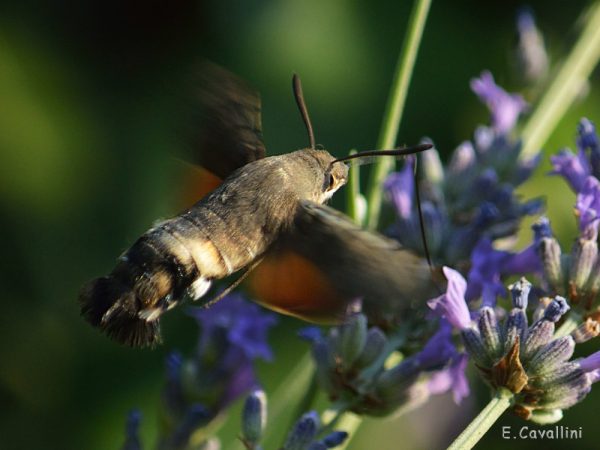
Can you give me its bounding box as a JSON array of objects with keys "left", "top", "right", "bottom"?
[
  {"left": 292, "top": 74, "right": 316, "bottom": 150},
  {"left": 199, "top": 257, "right": 265, "bottom": 309}
]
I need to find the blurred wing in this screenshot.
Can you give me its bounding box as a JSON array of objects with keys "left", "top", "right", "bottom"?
[
  {"left": 186, "top": 63, "right": 266, "bottom": 179},
  {"left": 291, "top": 201, "right": 439, "bottom": 320}
]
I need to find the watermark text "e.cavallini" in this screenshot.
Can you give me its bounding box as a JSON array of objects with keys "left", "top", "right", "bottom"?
[{"left": 502, "top": 425, "right": 583, "bottom": 440}]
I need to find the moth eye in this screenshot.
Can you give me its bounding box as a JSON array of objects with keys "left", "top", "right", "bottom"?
[{"left": 328, "top": 173, "right": 335, "bottom": 190}]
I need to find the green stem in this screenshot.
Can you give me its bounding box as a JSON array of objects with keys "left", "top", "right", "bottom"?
[
  {"left": 519, "top": 1, "right": 600, "bottom": 160},
  {"left": 320, "top": 404, "right": 350, "bottom": 437},
  {"left": 366, "top": 0, "right": 432, "bottom": 229},
  {"left": 259, "top": 352, "right": 314, "bottom": 449},
  {"left": 447, "top": 388, "right": 513, "bottom": 450},
  {"left": 286, "top": 371, "right": 319, "bottom": 432},
  {"left": 555, "top": 311, "right": 583, "bottom": 338},
  {"left": 346, "top": 150, "right": 363, "bottom": 225},
  {"left": 336, "top": 412, "right": 363, "bottom": 450}
]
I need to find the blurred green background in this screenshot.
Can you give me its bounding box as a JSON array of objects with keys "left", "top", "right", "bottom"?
[{"left": 2, "top": 1, "right": 600, "bottom": 449}]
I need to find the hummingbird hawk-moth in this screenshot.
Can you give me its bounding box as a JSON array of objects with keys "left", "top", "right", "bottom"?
[{"left": 79, "top": 64, "right": 434, "bottom": 347}]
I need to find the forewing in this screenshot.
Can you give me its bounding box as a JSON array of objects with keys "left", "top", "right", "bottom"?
[
  {"left": 282, "top": 201, "right": 440, "bottom": 323},
  {"left": 185, "top": 63, "right": 266, "bottom": 179}
]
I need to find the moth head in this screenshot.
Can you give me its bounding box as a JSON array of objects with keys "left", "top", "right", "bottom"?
[
  {"left": 297, "top": 149, "right": 348, "bottom": 204},
  {"left": 321, "top": 158, "right": 348, "bottom": 202}
]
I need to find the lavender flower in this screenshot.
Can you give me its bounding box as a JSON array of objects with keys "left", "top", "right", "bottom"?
[
  {"left": 383, "top": 156, "right": 415, "bottom": 220},
  {"left": 550, "top": 118, "right": 600, "bottom": 190},
  {"left": 535, "top": 119, "right": 600, "bottom": 313},
  {"left": 429, "top": 270, "right": 600, "bottom": 423},
  {"left": 384, "top": 73, "right": 542, "bottom": 268},
  {"left": 549, "top": 149, "right": 590, "bottom": 192},
  {"left": 428, "top": 267, "right": 470, "bottom": 330},
  {"left": 303, "top": 308, "right": 467, "bottom": 417},
  {"left": 239, "top": 392, "right": 348, "bottom": 450},
  {"left": 576, "top": 176, "right": 600, "bottom": 239},
  {"left": 124, "top": 294, "right": 276, "bottom": 450},
  {"left": 470, "top": 71, "right": 527, "bottom": 135},
  {"left": 427, "top": 353, "right": 470, "bottom": 403},
  {"left": 465, "top": 237, "right": 539, "bottom": 304},
  {"left": 283, "top": 411, "right": 348, "bottom": 450}
]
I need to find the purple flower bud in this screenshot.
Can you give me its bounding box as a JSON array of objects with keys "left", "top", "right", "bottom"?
[
  {"left": 414, "top": 322, "right": 457, "bottom": 370},
  {"left": 475, "top": 169, "right": 499, "bottom": 193},
  {"left": 165, "top": 352, "right": 183, "bottom": 381},
  {"left": 543, "top": 296, "right": 570, "bottom": 322},
  {"left": 298, "top": 326, "right": 323, "bottom": 344},
  {"left": 242, "top": 390, "right": 267, "bottom": 445},
  {"left": 466, "top": 238, "right": 539, "bottom": 304},
  {"left": 284, "top": 411, "right": 320, "bottom": 450},
  {"left": 537, "top": 369, "right": 590, "bottom": 410},
  {"left": 384, "top": 157, "right": 415, "bottom": 220},
  {"left": 478, "top": 307, "right": 502, "bottom": 359},
  {"left": 335, "top": 314, "right": 368, "bottom": 369},
  {"left": 122, "top": 409, "right": 142, "bottom": 450},
  {"left": 503, "top": 308, "right": 528, "bottom": 353},
  {"left": 578, "top": 350, "right": 600, "bottom": 373},
  {"left": 523, "top": 318, "right": 555, "bottom": 361},
  {"left": 461, "top": 327, "right": 492, "bottom": 366},
  {"left": 527, "top": 336, "right": 575, "bottom": 374},
  {"left": 163, "top": 352, "right": 185, "bottom": 416},
  {"left": 516, "top": 8, "right": 535, "bottom": 32},
  {"left": 577, "top": 118, "right": 599, "bottom": 153},
  {"left": 502, "top": 244, "right": 542, "bottom": 275},
  {"left": 189, "top": 293, "right": 277, "bottom": 362},
  {"left": 514, "top": 153, "right": 542, "bottom": 185},
  {"left": 509, "top": 278, "right": 532, "bottom": 309},
  {"left": 428, "top": 267, "right": 471, "bottom": 330},
  {"left": 515, "top": 8, "right": 548, "bottom": 83},
  {"left": 481, "top": 284, "right": 499, "bottom": 308},
  {"left": 312, "top": 340, "right": 336, "bottom": 393},
  {"left": 549, "top": 149, "right": 590, "bottom": 192},
  {"left": 537, "top": 362, "right": 579, "bottom": 385},
  {"left": 578, "top": 118, "right": 600, "bottom": 178},
  {"left": 471, "top": 71, "right": 527, "bottom": 134},
  {"left": 376, "top": 360, "right": 420, "bottom": 396},
  {"left": 420, "top": 141, "right": 444, "bottom": 184},
  {"left": 474, "top": 126, "right": 495, "bottom": 152},
  {"left": 448, "top": 141, "right": 476, "bottom": 175},
  {"left": 474, "top": 202, "right": 499, "bottom": 229},
  {"left": 354, "top": 327, "right": 387, "bottom": 369},
  {"left": 576, "top": 176, "right": 600, "bottom": 239},
  {"left": 569, "top": 237, "right": 598, "bottom": 291},
  {"left": 532, "top": 216, "right": 553, "bottom": 239},
  {"left": 322, "top": 431, "right": 348, "bottom": 448},
  {"left": 533, "top": 219, "right": 564, "bottom": 292},
  {"left": 427, "top": 353, "right": 470, "bottom": 404}
]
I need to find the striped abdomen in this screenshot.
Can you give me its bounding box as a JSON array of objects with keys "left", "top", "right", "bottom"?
[{"left": 79, "top": 202, "right": 273, "bottom": 347}]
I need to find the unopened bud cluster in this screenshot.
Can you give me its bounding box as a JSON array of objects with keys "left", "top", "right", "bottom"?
[
  {"left": 534, "top": 217, "right": 600, "bottom": 314},
  {"left": 240, "top": 391, "right": 348, "bottom": 450},
  {"left": 303, "top": 313, "right": 458, "bottom": 417},
  {"left": 461, "top": 278, "right": 600, "bottom": 423}
]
